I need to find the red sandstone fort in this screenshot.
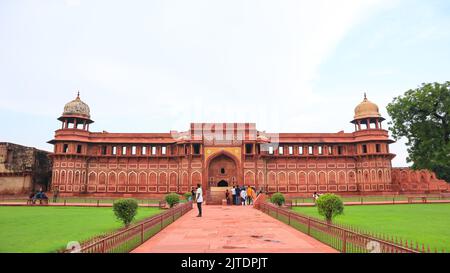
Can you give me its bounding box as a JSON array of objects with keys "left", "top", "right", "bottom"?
[{"left": 48, "top": 93, "right": 449, "bottom": 203}]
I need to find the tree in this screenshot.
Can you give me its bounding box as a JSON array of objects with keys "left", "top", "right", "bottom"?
[
  {"left": 316, "top": 194, "right": 344, "bottom": 223},
  {"left": 387, "top": 82, "right": 450, "bottom": 182},
  {"left": 270, "top": 192, "right": 285, "bottom": 207},
  {"left": 113, "top": 198, "right": 139, "bottom": 227},
  {"left": 165, "top": 193, "right": 180, "bottom": 208},
  {"left": 183, "top": 192, "right": 192, "bottom": 201}
]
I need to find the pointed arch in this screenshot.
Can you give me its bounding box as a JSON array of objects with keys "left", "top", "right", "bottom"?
[
  {"left": 257, "top": 171, "right": 264, "bottom": 187},
  {"left": 337, "top": 170, "right": 346, "bottom": 184},
  {"left": 68, "top": 170, "right": 73, "bottom": 184},
  {"left": 118, "top": 171, "right": 127, "bottom": 185},
  {"left": 53, "top": 170, "right": 59, "bottom": 185},
  {"left": 181, "top": 171, "right": 189, "bottom": 185},
  {"left": 74, "top": 170, "right": 81, "bottom": 184},
  {"left": 139, "top": 171, "right": 147, "bottom": 185},
  {"left": 159, "top": 172, "right": 167, "bottom": 185},
  {"left": 328, "top": 171, "right": 337, "bottom": 184},
  {"left": 277, "top": 171, "right": 286, "bottom": 185},
  {"left": 191, "top": 171, "right": 202, "bottom": 185},
  {"left": 318, "top": 171, "right": 327, "bottom": 185},
  {"left": 308, "top": 171, "right": 317, "bottom": 185},
  {"left": 244, "top": 170, "right": 255, "bottom": 186},
  {"left": 148, "top": 172, "right": 157, "bottom": 185},
  {"left": 169, "top": 172, "right": 177, "bottom": 186},
  {"left": 98, "top": 171, "right": 107, "bottom": 185},
  {"left": 288, "top": 171, "right": 297, "bottom": 185},
  {"left": 298, "top": 171, "right": 307, "bottom": 185},
  {"left": 88, "top": 172, "right": 97, "bottom": 184},
  {"left": 348, "top": 170, "right": 356, "bottom": 183},
  {"left": 268, "top": 171, "right": 276, "bottom": 185},
  {"left": 108, "top": 171, "right": 117, "bottom": 185}
]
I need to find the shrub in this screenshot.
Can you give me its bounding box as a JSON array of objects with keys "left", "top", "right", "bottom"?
[
  {"left": 113, "top": 198, "right": 139, "bottom": 227},
  {"left": 183, "top": 192, "right": 192, "bottom": 200},
  {"left": 165, "top": 193, "right": 181, "bottom": 208},
  {"left": 316, "top": 193, "right": 344, "bottom": 223},
  {"left": 270, "top": 192, "right": 285, "bottom": 207}
]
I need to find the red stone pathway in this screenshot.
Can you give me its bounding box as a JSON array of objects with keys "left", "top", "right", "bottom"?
[{"left": 131, "top": 205, "right": 337, "bottom": 253}]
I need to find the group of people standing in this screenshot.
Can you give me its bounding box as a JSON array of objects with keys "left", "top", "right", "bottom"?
[
  {"left": 227, "top": 185, "right": 257, "bottom": 206},
  {"left": 190, "top": 184, "right": 262, "bottom": 218}
]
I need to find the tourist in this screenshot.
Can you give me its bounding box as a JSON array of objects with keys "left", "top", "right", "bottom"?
[
  {"left": 240, "top": 186, "right": 247, "bottom": 206},
  {"left": 235, "top": 186, "right": 241, "bottom": 205},
  {"left": 246, "top": 185, "right": 253, "bottom": 205},
  {"left": 231, "top": 186, "right": 236, "bottom": 205},
  {"left": 225, "top": 189, "right": 230, "bottom": 205},
  {"left": 313, "top": 192, "right": 320, "bottom": 203},
  {"left": 28, "top": 191, "right": 35, "bottom": 204},
  {"left": 53, "top": 188, "right": 59, "bottom": 203},
  {"left": 191, "top": 187, "right": 196, "bottom": 201},
  {"left": 257, "top": 187, "right": 263, "bottom": 197},
  {"left": 195, "top": 184, "right": 203, "bottom": 217}
]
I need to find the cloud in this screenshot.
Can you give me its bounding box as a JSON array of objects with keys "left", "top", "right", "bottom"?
[
  {"left": 65, "top": 0, "right": 81, "bottom": 7},
  {"left": 71, "top": 0, "right": 395, "bottom": 130},
  {"left": 0, "top": 0, "right": 405, "bottom": 157}
]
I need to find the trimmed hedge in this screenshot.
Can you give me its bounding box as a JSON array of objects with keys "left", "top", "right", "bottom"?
[
  {"left": 165, "top": 193, "right": 181, "bottom": 208},
  {"left": 113, "top": 198, "right": 139, "bottom": 227},
  {"left": 316, "top": 193, "right": 344, "bottom": 223},
  {"left": 270, "top": 192, "right": 285, "bottom": 207}
]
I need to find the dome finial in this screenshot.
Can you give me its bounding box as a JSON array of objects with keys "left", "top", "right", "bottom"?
[
  {"left": 364, "top": 92, "right": 367, "bottom": 100},
  {"left": 77, "top": 90, "right": 80, "bottom": 99}
]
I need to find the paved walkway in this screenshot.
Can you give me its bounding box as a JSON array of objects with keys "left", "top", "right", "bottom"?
[{"left": 132, "top": 205, "right": 337, "bottom": 253}]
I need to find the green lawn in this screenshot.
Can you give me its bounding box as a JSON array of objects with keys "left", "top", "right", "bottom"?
[
  {"left": 0, "top": 206, "right": 162, "bottom": 253},
  {"left": 292, "top": 204, "right": 450, "bottom": 251}
]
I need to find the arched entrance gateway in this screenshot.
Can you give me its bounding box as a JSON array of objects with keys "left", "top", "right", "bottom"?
[{"left": 205, "top": 151, "right": 241, "bottom": 204}]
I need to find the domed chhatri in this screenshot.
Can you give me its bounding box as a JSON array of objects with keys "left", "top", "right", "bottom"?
[
  {"left": 351, "top": 93, "right": 385, "bottom": 131},
  {"left": 57, "top": 92, "right": 94, "bottom": 130},
  {"left": 62, "top": 91, "right": 91, "bottom": 119},
  {"left": 354, "top": 93, "right": 382, "bottom": 120}
]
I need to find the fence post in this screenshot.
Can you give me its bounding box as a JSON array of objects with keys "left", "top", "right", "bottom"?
[
  {"left": 97, "top": 200, "right": 99, "bottom": 207},
  {"left": 102, "top": 239, "right": 106, "bottom": 253},
  {"left": 288, "top": 211, "right": 291, "bottom": 225},
  {"left": 64, "top": 199, "right": 66, "bottom": 206},
  {"left": 141, "top": 224, "right": 144, "bottom": 243},
  {"left": 342, "top": 231, "right": 347, "bottom": 253},
  {"left": 307, "top": 218, "right": 311, "bottom": 235}
]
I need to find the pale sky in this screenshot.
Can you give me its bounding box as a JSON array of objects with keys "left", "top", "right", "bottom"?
[{"left": 1, "top": 0, "right": 450, "bottom": 167}]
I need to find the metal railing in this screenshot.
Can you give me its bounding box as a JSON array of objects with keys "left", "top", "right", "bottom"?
[
  {"left": 0, "top": 196, "right": 168, "bottom": 208},
  {"left": 287, "top": 193, "right": 450, "bottom": 206},
  {"left": 256, "top": 202, "right": 446, "bottom": 253},
  {"left": 65, "top": 201, "right": 192, "bottom": 253}
]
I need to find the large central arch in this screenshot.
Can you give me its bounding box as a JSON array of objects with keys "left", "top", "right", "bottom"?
[{"left": 204, "top": 150, "right": 242, "bottom": 191}]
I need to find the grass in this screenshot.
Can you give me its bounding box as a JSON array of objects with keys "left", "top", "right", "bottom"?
[
  {"left": 0, "top": 206, "right": 162, "bottom": 253},
  {"left": 0, "top": 197, "right": 161, "bottom": 204},
  {"left": 291, "top": 194, "right": 448, "bottom": 205},
  {"left": 292, "top": 204, "right": 450, "bottom": 251}
]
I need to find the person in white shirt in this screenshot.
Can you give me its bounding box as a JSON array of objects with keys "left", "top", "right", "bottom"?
[
  {"left": 195, "top": 184, "right": 203, "bottom": 217},
  {"left": 231, "top": 186, "right": 236, "bottom": 205},
  {"left": 240, "top": 187, "right": 247, "bottom": 206}
]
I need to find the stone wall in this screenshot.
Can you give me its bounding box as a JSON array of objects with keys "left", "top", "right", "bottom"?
[
  {"left": 0, "top": 142, "right": 52, "bottom": 194},
  {"left": 391, "top": 168, "right": 449, "bottom": 193}
]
